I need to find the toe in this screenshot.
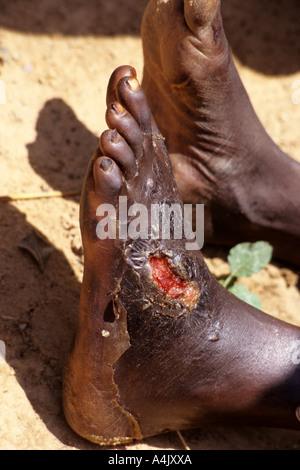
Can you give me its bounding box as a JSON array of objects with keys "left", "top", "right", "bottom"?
[
  {"left": 116, "top": 76, "right": 152, "bottom": 135},
  {"left": 99, "top": 129, "right": 137, "bottom": 180},
  {"left": 93, "top": 155, "right": 123, "bottom": 197},
  {"left": 106, "top": 65, "right": 137, "bottom": 107},
  {"left": 105, "top": 102, "right": 143, "bottom": 158}
]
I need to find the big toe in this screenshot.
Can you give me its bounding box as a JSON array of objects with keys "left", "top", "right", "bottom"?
[{"left": 106, "top": 65, "right": 137, "bottom": 108}]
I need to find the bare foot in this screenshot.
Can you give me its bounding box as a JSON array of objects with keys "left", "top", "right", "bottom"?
[
  {"left": 62, "top": 67, "right": 300, "bottom": 446},
  {"left": 142, "top": 0, "right": 300, "bottom": 265}
]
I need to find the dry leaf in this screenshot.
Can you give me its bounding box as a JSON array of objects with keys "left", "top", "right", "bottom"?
[{"left": 18, "top": 230, "right": 53, "bottom": 272}]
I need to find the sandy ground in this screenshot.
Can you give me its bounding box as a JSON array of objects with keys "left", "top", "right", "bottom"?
[{"left": 0, "top": 0, "right": 300, "bottom": 451}]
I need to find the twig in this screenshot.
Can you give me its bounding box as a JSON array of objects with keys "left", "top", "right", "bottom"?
[
  {"left": 0, "top": 190, "right": 81, "bottom": 202},
  {"left": 176, "top": 430, "right": 191, "bottom": 451},
  {"left": 222, "top": 272, "right": 234, "bottom": 289}
]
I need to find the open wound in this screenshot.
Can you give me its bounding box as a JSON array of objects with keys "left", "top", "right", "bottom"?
[{"left": 149, "top": 255, "right": 199, "bottom": 311}]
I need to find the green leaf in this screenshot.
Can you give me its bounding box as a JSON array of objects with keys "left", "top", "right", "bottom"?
[
  {"left": 228, "top": 283, "right": 263, "bottom": 310},
  {"left": 227, "top": 241, "right": 273, "bottom": 278}
]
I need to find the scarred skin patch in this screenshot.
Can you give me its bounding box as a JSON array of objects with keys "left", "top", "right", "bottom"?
[{"left": 149, "top": 255, "right": 199, "bottom": 310}]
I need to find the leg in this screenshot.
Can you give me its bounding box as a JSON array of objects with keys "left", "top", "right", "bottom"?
[
  {"left": 62, "top": 67, "right": 300, "bottom": 445},
  {"left": 142, "top": 0, "right": 300, "bottom": 265}
]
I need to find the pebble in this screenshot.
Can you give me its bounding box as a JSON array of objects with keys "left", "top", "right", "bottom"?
[
  {"left": 23, "top": 63, "right": 33, "bottom": 75},
  {"left": 71, "top": 236, "right": 83, "bottom": 256}
]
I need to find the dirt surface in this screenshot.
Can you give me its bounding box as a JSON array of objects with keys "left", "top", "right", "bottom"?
[{"left": 0, "top": 0, "right": 300, "bottom": 451}]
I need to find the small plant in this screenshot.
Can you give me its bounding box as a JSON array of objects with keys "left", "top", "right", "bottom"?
[{"left": 220, "top": 241, "right": 273, "bottom": 310}]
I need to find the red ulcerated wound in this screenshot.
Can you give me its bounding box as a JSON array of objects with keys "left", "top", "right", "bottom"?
[{"left": 149, "top": 255, "right": 199, "bottom": 310}]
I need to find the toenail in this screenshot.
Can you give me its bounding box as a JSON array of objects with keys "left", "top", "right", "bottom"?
[
  {"left": 99, "top": 158, "right": 113, "bottom": 171},
  {"left": 111, "top": 102, "right": 125, "bottom": 116},
  {"left": 108, "top": 128, "right": 120, "bottom": 143},
  {"left": 126, "top": 77, "right": 140, "bottom": 92},
  {"left": 129, "top": 66, "right": 137, "bottom": 78}
]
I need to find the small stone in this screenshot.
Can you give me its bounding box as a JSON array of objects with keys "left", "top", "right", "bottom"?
[
  {"left": 281, "top": 268, "right": 299, "bottom": 287},
  {"left": 71, "top": 236, "right": 83, "bottom": 256},
  {"left": 23, "top": 63, "right": 33, "bottom": 74},
  {"left": 12, "top": 52, "right": 20, "bottom": 61},
  {"left": 0, "top": 47, "right": 9, "bottom": 57}
]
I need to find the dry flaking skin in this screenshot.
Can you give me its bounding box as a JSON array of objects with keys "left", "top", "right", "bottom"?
[{"left": 62, "top": 66, "right": 300, "bottom": 447}]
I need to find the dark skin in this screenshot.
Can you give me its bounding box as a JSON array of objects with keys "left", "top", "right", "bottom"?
[
  {"left": 141, "top": 0, "right": 300, "bottom": 266},
  {"left": 62, "top": 67, "right": 300, "bottom": 446}
]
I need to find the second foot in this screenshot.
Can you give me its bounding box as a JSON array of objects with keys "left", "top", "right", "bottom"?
[
  {"left": 63, "top": 67, "right": 300, "bottom": 446},
  {"left": 142, "top": 0, "right": 300, "bottom": 266}
]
